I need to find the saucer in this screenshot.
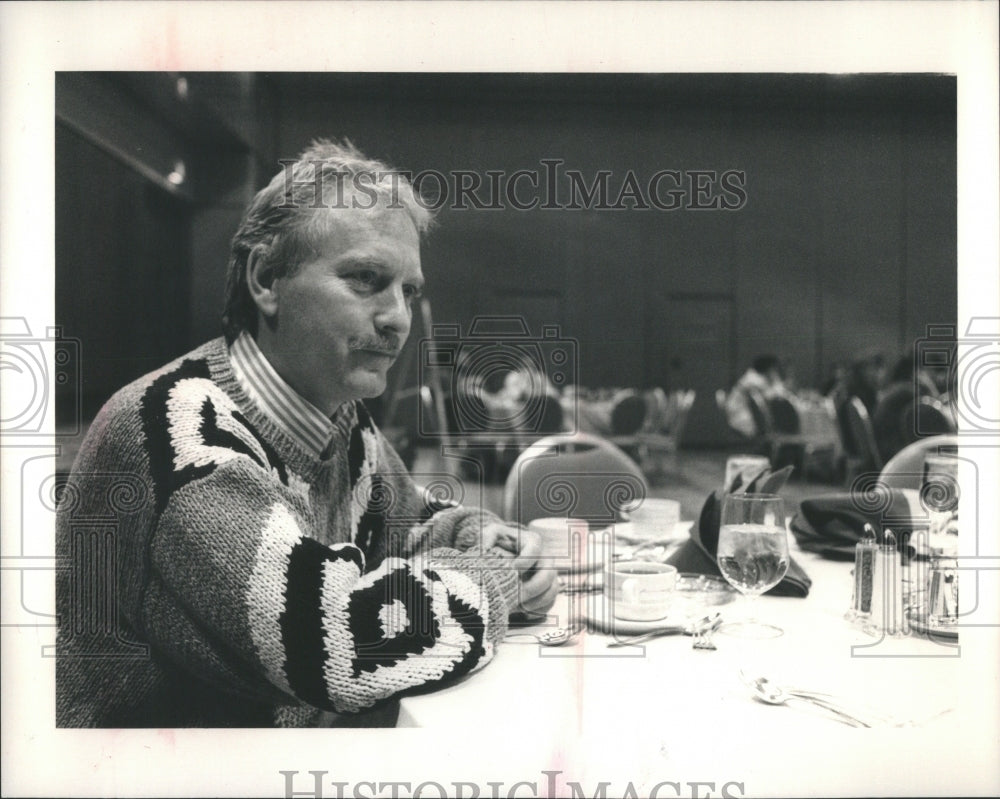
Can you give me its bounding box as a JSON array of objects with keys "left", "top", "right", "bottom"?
[
  {"left": 906, "top": 608, "right": 959, "bottom": 641},
  {"left": 581, "top": 573, "right": 737, "bottom": 635}
]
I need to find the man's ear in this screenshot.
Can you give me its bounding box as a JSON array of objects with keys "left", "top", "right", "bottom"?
[{"left": 246, "top": 247, "right": 280, "bottom": 318}]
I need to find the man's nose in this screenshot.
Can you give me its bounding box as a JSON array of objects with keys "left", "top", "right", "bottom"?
[{"left": 374, "top": 285, "right": 411, "bottom": 336}]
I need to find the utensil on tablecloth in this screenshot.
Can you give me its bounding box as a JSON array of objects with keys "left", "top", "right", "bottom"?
[
  {"left": 691, "top": 617, "right": 721, "bottom": 650},
  {"left": 738, "top": 670, "right": 954, "bottom": 728},
  {"left": 504, "top": 618, "right": 586, "bottom": 647},
  {"left": 605, "top": 613, "right": 720, "bottom": 648},
  {"left": 742, "top": 673, "right": 872, "bottom": 728}
]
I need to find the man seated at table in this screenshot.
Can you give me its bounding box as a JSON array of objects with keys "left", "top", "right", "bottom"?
[
  {"left": 723, "top": 354, "right": 792, "bottom": 438},
  {"left": 55, "top": 139, "right": 558, "bottom": 727}
]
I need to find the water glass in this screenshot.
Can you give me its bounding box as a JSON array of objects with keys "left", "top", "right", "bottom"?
[{"left": 716, "top": 493, "right": 789, "bottom": 639}]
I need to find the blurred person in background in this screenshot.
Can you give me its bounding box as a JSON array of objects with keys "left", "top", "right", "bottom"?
[{"left": 724, "top": 354, "right": 792, "bottom": 439}]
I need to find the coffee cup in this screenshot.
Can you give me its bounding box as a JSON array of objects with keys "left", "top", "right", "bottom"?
[
  {"left": 527, "top": 517, "right": 589, "bottom": 570},
  {"left": 605, "top": 561, "right": 678, "bottom": 621},
  {"left": 627, "top": 498, "right": 681, "bottom": 538}
]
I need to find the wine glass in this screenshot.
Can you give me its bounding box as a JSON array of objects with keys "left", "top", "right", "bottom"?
[
  {"left": 716, "top": 493, "right": 789, "bottom": 639},
  {"left": 921, "top": 452, "right": 959, "bottom": 540}
]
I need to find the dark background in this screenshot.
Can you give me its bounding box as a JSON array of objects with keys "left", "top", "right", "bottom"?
[{"left": 55, "top": 72, "right": 956, "bottom": 446}]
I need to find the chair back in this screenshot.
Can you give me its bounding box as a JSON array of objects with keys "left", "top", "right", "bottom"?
[
  {"left": 744, "top": 387, "right": 774, "bottom": 437},
  {"left": 767, "top": 396, "right": 801, "bottom": 434},
  {"left": 609, "top": 390, "right": 649, "bottom": 436},
  {"left": 902, "top": 396, "right": 957, "bottom": 441},
  {"left": 879, "top": 434, "right": 959, "bottom": 491},
  {"left": 501, "top": 432, "right": 649, "bottom": 526},
  {"left": 844, "top": 396, "right": 883, "bottom": 471},
  {"left": 670, "top": 389, "right": 696, "bottom": 445},
  {"left": 535, "top": 393, "right": 565, "bottom": 435}
]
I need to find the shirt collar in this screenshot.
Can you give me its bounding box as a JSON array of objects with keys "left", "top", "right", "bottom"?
[{"left": 228, "top": 331, "right": 335, "bottom": 457}]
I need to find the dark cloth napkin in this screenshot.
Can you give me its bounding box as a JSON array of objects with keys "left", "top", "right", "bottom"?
[
  {"left": 790, "top": 490, "right": 916, "bottom": 561},
  {"left": 667, "top": 465, "right": 812, "bottom": 597}
]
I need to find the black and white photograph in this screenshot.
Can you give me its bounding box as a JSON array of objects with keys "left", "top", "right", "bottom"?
[{"left": 2, "top": 3, "right": 998, "bottom": 798}]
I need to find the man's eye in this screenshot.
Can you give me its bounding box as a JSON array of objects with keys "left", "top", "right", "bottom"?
[
  {"left": 349, "top": 270, "right": 380, "bottom": 290},
  {"left": 404, "top": 284, "right": 424, "bottom": 301}
]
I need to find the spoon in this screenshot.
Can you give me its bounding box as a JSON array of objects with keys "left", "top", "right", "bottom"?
[
  {"left": 743, "top": 675, "right": 872, "bottom": 727},
  {"left": 505, "top": 621, "right": 585, "bottom": 647}
]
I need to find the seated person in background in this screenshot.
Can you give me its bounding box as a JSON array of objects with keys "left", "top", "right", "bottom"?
[
  {"left": 873, "top": 353, "right": 947, "bottom": 462},
  {"left": 56, "top": 139, "right": 558, "bottom": 728},
  {"left": 573, "top": 388, "right": 638, "bottom": 436},
  {"left": 481, "top": 363, "right": 562, "bottom": 429},
  {"left": 844, "top": 352, "right": 886, "bottom": 415},
  {"left": 724, "top": 354, "right": 791, "bottom": 438},
  {"left": 821, "top": 361, "right": 849, "bottom": 398}
]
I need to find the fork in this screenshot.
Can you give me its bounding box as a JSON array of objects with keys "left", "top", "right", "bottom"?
[
  {"left": 692, "top": 616, "right": 722, "bottom": 650},
  {"left": 606, "top": 613, "right": 720, "bottom": 648}
]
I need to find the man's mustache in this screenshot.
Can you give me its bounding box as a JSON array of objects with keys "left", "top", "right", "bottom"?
[{"left": 349, "top": 335, "right": 402, "bottom": 356}]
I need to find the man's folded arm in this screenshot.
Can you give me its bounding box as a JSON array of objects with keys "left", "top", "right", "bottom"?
[{"left": 146, "top": 460, "right": 521, "bottom": 715}]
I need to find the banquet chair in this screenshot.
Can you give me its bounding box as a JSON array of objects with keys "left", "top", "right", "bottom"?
[
  {"left": 744, "top": 389, "right": 829, "bottom": 478},
  {"left": 502, "top": 432, "right": 649, "bottom": 527},
  {"left": 609, "top": 390, "right": 649, "bottom": 436},
  {"left": 842, "top": 396, "right": 884, "bottom": 485},
  {"left": 900, "top": 396, "right": 957, "bottom": 442},
  {"left": 878, "top": 434, "right": 959, "bottom": 491},
  {"left": 611, "top": 389, "right": 695, "bottom": 478}
]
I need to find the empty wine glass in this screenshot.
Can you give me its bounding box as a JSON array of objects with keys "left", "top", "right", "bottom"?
[{"left": 716, "top": 493, "right": 789, "bottom": 639}]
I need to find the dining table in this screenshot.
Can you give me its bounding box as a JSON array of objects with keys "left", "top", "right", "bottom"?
[{"left": 397, "top": 520, "right": 999, "bottom": 798}]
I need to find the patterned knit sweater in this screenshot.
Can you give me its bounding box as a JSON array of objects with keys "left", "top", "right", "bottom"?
[{"left": 55, "top": 338, "right": 521, "bottom": 727}]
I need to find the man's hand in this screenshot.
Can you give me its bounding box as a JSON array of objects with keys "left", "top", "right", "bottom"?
[{"left": 485, "top": 523, "right": 560, "bottom": 620}]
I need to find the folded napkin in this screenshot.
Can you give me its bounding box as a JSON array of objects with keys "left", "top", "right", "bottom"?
[
  {"left": 790, "top": 490, "right": 916, "bottom": 561},
  {"left": 666, "top": 464, "right": 812, "bottom": 597}
]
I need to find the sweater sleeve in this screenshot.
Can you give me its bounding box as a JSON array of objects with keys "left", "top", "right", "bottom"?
[
  {"left": 145, "top": 456, "right": 521, "bottom": 715},
  {"left": 368, "top": 428, "right": 520, "bottom": 562}
]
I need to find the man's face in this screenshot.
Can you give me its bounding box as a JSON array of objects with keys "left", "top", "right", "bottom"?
[{"left": 258, "top": 203, "right": 424, "bottom": 413}]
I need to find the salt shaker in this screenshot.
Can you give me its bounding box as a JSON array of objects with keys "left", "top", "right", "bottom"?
[
  {"left": 927, "top": 538, "right": 959, "bottom": 627},
  {"left": 866, "top": 528, "right": 904, "bottom": 636},
  {"left": 848, "top": 523, "right": 878, "bottom": 623}
]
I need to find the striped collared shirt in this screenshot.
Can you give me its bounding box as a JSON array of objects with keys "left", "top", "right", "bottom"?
[{"left": 228, "top": 331, "right": 334, "bottom": 457}]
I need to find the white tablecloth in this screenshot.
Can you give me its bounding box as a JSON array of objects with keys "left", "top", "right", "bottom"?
[{"left": 397, "top": 541, "right": 999, "bottom": 798}]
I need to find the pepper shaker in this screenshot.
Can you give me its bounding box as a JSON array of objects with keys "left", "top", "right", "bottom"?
[{"left": 848, "top": 523, "right": 878, "bottom": 623}]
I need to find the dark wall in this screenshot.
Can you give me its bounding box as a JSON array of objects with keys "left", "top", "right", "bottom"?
[
  {"left": 55, "top": 73, "right": 956, "bottom": 446},
  {"left": 56, "top": 124, "right": 193, "bottom": 421},
  {"left": 55, "top": 72, "right": 267, "bottom": 422},
  {"left": 265, "top": 74, "right": 956, "bottom": 444}
]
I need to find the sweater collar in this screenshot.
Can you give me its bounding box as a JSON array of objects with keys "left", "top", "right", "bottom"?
[{"left": 228, "top": 331, "right": 344, "bottom": 458}]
